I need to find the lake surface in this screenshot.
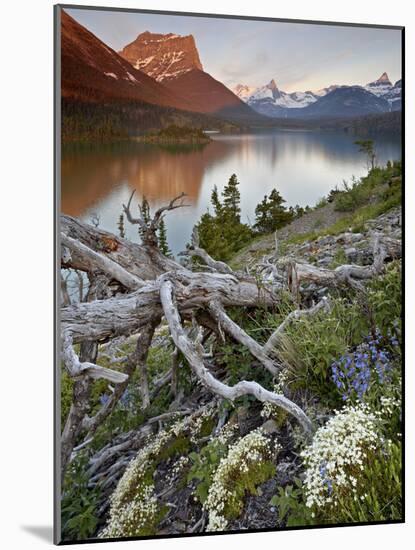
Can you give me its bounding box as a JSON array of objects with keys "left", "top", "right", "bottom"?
[{"left": 61, "top": 130, "right": 401, "bottom": 256}]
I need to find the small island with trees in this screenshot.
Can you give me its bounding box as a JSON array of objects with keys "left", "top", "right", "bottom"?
[{"left": 137, "top": 124, "right": 212, "bottom": 144}]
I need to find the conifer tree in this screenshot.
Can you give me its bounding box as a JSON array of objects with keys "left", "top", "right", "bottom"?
[
  {"left": 254, "top": 188, "right": 293, "bottom": 234},
  {"left": 222, "top": 173, "right": 241, "bottom": 221},
  {"left": 157, "top": 217, "right": 172, "bottom": 257},
  {"left": 211, "top": 185, "right": 223, "bottom": 217},
  {"left": 139, "top": 197, "right": 150, "bottom": 241},
  {"left": 117, "top": 213, "right": 125, "bottom": 238}
]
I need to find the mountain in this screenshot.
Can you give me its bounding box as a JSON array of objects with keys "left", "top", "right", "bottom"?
[
  {"left": 234, "top": 73, "right": 401, "bottom": 119},
  {"left": 119, "top": 31, "right": 203, "bottom": 81},
  {"left": 60, "top": 10, "right": 192, "bottom": 111},
  {"left": 119, "top": 31, "right": 261, "bottom": 120},
  {"left": 364, "top": 73, "right": 401, "bottom": 111},
  {"left": 236, "top": 79, "right": 320, "bottom": 117},
  {"left": 295, "top": 86, "right": 391, "bottom": 118}
]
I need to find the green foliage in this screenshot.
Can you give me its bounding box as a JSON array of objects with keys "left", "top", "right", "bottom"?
[
  {"left": 61, "top": 453, "right": 100, "bottom": 541},
  {"left": 270, "top": 479, "right": 314, "bottom": 527},
  {"left": 366, "top": 261, "right": 402, "bottom": 336},
  {"left": 222, "top": 174, "right": 241, "bottom": 220},
  {"left": 138, "top": 197, "right": 150, "bottom": 241},
  {"left": 277, "top": 297, "right": 368, "bottom": 401},
  {"left": 315, "top": 196, "right": 329, "bottom": 209},
  {"left": 355, "top": 139, "right": 376, "bottom": 170},
  {"left": 157, "top": 217, "right": 172, "bottom": 257},
  {"left": 197, "top": 175, "right": 253, "bottom": 261},
  {"left": 117, "top": 213, "right": 125, "bottom": 238},
  {"left": 224, "top": 461, "right": 276, "bottom": 520},
  {"left": 254, "top": 189, "right": 293, "bottom": 234},
  {"left": 158, "top": 435, "right": 191, "bottom": 461},
  {"left": 334, "top": 160, "right": 401, "bottom": 213},
  {"left": 318, "top": 442, "right": 402, "bottom": 524},
  {"left": 329, "top": 247, "right": 347, "bottom": 268},
  {"left": 155, "top": 124, "right": 208, "bottom": 141},
  {"left": 188, "top": 439, "right": 229, "bottom": 504},
  {"left": 62, "top": 99, "right": 237, "bottom": 143},
  {"left": 61, "top": 369, "right": 74, "bottom": 427},
  {"left": 334, "top": 176, "right": 374, "bottom": 212}
]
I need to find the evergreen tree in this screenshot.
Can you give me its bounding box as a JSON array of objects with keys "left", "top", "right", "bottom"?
[
  {"left": 210, "top": 185, "right": 223, "bottom": 217},
  {"left": 254, "top": 189, "right": 293, "bottom": 234},
  {"left": 355, "top": 139, "right": 377, "bottom": 171},
  {"left": 157, "top": 217, "right": 172, "bottom": 257},
  {"left": 196, "top": 173, "right": 252, "bottom": 262},
  {"left": 117, "top": 213, "right": 125, "bottom": 238},
  {"left": 222, "top": 174, "right": 241, "bottom": 221},
  {"left": 139, "top": 197, "right": 150, "bottom": 241}
]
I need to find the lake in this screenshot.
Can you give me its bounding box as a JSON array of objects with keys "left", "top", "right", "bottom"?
[{"left": 61, "top": 129, "right": 401, "bottom": 256}]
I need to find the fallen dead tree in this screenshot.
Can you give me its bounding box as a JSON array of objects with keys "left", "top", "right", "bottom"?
[{"left": 60, "top": 191, "right": 400, "bottom": 477}]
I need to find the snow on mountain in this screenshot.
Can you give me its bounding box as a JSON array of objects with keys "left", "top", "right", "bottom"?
[
  {"left": 233, "top": 79, "right": 319, "bottom": 112},
  {"left": 233, "top": 84, "right": 257, "bottom": 101},
  {"left": 233, "top": 72, "right": 401, "bottom": 118},
  {"left": 364, "top": 73, "right": 401, "bottom": 110},
  {"left": 119, "top": 31, "right": 203, "bottom": 82}
]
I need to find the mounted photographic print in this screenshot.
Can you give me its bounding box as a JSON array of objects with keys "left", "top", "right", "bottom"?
[{"left": 54, "top": 3, "right": 404, "bottom": 544}]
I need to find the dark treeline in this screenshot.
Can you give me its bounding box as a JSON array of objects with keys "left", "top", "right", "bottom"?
[{"left": 61, "top": 99, "right": 239, "bottom": 143}]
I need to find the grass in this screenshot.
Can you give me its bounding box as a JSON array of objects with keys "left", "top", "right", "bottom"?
[
  {"left": 229, "top": 162, "right": 401, "bottom": 267},
  {"left": 285, "top": 192, "right": 401, "bottom": 247}
]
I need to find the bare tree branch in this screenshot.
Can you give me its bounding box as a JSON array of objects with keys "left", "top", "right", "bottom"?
[
  {"left": 160, "top": 279, "right": 313, "bottom": 435},
  {"left": 179, "top": 226, "right": 235, "bottom": 275},
  {"left": 61, "top": 233, "right": 143, "bottom": 290},
  {"left": 208, "top": 301, "right": 280, "bottom": 376},
  {"left": 264, "top": 297, "right": 331, "bottom": 354},
  {"left": 123, "top": 190, "right": 190, "bottom": 248},
  {"left": 62, "top": 331, "right": 129, "bottom": 384}
]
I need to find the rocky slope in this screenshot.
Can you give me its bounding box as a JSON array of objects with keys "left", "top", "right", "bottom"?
[{"left": 231, "top": 202, "right": 401, "bottom": 270}]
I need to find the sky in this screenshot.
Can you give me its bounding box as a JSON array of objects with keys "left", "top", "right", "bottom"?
[{"left": 66, "top": 7, "right": 402, "bottom": 93}]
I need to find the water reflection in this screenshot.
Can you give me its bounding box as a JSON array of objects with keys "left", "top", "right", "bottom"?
[{"left": 61, "top": 130, "right": 401, "bottom": 255}]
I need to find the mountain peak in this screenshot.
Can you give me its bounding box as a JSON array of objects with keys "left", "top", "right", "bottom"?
[
  {"left": 367, "top": 72, "right": 392, "bottom": 87},
  {"left": 119, "top": 31, "right": 203, "bottom": 81},
  {"left": 267, "top": 79, "right": 278, "bottom": 90},
  {"left": 378, "top": 72, "right": 391, "bottom": 83}
]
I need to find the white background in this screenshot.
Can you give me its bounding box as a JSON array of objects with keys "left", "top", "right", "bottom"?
[{"left": 1, "top": 0, "right": 412, "bottom": 548}]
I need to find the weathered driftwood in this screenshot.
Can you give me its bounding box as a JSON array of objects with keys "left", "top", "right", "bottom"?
[
  {"left": 60, "top": 195, "right": 396, "bottom": 479},
  {"left": 179, "top": 226, "right": 234, "bottom": 275},
  {"left": 264, "top": 297, "right": 331, "bottom": 354},
  {"left": 208, "top": 301, "right": 280, "bottom": 376},
  {"left": 160, "top": 279, "right": 313, "bottom": 435},
  {"left": 285, "top": 234, "right": 395, "bottom": 295}
]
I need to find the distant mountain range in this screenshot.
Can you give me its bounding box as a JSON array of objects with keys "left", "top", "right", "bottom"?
[
  {"left": 60, "top": 9, "right": 402, "bottom": 136},
  {"left": 232, "top": 73, "right": 401, "bottom": 119}
]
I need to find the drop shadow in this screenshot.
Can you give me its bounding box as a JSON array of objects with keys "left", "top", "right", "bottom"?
[{"left": 21, "top": 525, "right": 54, "bottom": 543}]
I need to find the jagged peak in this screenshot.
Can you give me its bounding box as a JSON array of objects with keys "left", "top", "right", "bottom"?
[
  {"left": 378, "top": 72, "right": 391, "bottom": 82},
  {"left": 367, "top": 72, "right": 392, "bottom": 87}
]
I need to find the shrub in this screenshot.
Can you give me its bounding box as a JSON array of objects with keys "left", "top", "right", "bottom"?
[
  {"left": 334, "top": 176, "right": 373, "bottom": 212},
  {"left": 277, "top": 297, "right": 368, "bottom": 401},
  {"left": 61, "top": 453, "right": 100, "bottom": 541},
  {"left": 101, "top": 409, "right": 213, "bottom": 538},
  {"left": 366, "top": 261, "right": 402, "bottom": 337},
  {"left": 205, "top": 428, "right": 280, "bottom": 531},
  {"left": 187, "top": 424, "right": 237, "bottom": 504},
  {"left": 300, "top": 404, "right": 401, "bottom": 523},
  {"left": 330, "top": 330, "right": 396, "bottom": 403}
]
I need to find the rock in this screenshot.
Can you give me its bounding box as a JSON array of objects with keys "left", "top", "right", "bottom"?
[
  {"left": 317, "top": 257, "right": 333, "bottom": 267},
  {"left": 261, "top": 419, "right": 279, "bottom": 434},
  {"left": 345, "top": 247, "right": 358, "bottom": 262}
]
